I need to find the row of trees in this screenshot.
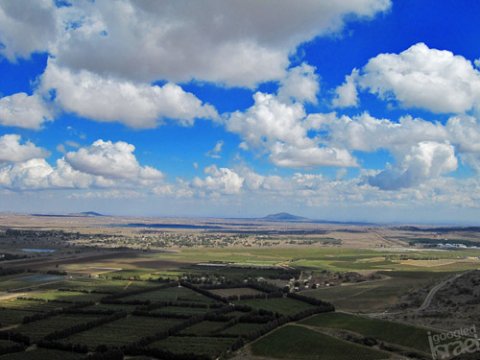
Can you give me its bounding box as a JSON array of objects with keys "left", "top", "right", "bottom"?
[
  {"left": 138, "top": 300, "right": 218, "bottom": 312},
  {"left": 180, "top": 281, "right": 227, "bottom": 303},
  {"left": 0, "top": 340, "right": 25, "bottom": 356},
  {"left": 0, "top": 331, "right": 30, "bottom": 345},
  {"left": 22, "top": 301, "right": 95, "bottom": 324},
  {"left": 43, "top": 311, "right": 127, "bottom": 341},
  {"left": 100, "top": 282, "right": 177, "bottom": 304},
  {"left": 287, "top": 292, "right": 335, "bottom": 310},
  {"left": 0, "top": 268, "right": 26, "bottom": 276}
]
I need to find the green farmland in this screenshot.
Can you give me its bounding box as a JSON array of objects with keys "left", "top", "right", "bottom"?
[
  {"left": 61, "top": 316, "right": 183, "bottom": 349},
  {"left": 120, "top": 286, "right": 213, "bottom": 303},
  {"left": 301, "top": 312, "right": 435, "bottom": 354},
  {"left": 149, "top": 336, "right": 237, "bottom": 358},
  {"left": 237, "top": 297, "right": 315, "bottom": 315},
  {"left": 0, "top": 240, "right": 477, "bottom": 359},
  {"left": 0, "top": 349, "right": 84, "bottom": 360},
  {"left": 251, "top": 325, "right": 388, "bottom": 360},
  {"left": 15, "top": 314, "right": 100, "bottom": 342},
  {"left": 180, "top": 320, "right": 227, "bottom": 335},
  {"left": 301, "top": 270, "right": 453, "bottom": 312}
]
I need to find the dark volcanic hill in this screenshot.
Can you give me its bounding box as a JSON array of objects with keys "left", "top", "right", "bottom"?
[
  {"left": 261, "top": 212, "right": 309, "bottom": 222},
  {"left": 74, "top": 211, "right": 105, "bottom": 217}
]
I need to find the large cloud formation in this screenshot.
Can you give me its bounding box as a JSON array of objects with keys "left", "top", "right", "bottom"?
[
  {"left": 40, "top": 62, "right": 218, "bottom": 128},
  {"left": 52, "top": 0, "right": 390, "bottom": 87},
  {"left": 0, "top": 134, "right": 49, "bottom": 163},
  {"left": 0, "top": 136, "right": 164, "bottom": 191},
  {"left": 0, "top": 0, "right": 390, "bottom": 129},
  {"left": 307, "top": 112, "right": 480, "bottom": 190},
  {"left": 2, "top": 1, "right": 480, "bottom": 214},
  {"left": 0, "top": 0, "right": 56, "bottom": 60},
  {"left": 226, "top": 67, "right": 358, "bottom": 168},
  {"left": 335, "top": 43, "right": 480, "bottom": 113},
  {"left": 0, "top": 93, "right": 53, "bottom": 129},
  {"left": 368, "top": 141, "right": 458, "bottom": 190},
  {"left": 65, "top": 139, "right": 163, "bottom": 182},
  {"left": 0, "top": 0, "right": 392, "bottom": 86}
]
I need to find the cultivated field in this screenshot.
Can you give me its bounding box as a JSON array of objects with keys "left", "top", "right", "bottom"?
[
  {"left": 237, "top": 297, "right": 316, "bottom": 315},
  {"left": 149, "top": 336, "right": 237, "bottom": 358},
  {"left": 61, "top": 316, "right": 184, "bottom": 350},
  {"left": 16, "top": 314, "right": 100, "bottom": 342},
  {"left": 250, "top": 325, "right": 389, "bottom": 360},
  {"left": 1, "top": 215, "right": 479, "bottom": 359},
  {"left": 300, "top": 312, "right": 434, "bottom": 354}
]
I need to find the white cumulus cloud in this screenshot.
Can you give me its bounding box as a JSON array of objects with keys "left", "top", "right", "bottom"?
[
  {"left": 0, "top": 0, "right": 56, "bottom": 60},
  {"left": 227, "top": 92, "right": 357, "bottom": 168},
  {"left": 368, "top": 141, "right": 458, "bottom": 190},
  {"left": 0, "top": 93, "right": 53, "bottom": 129},
  {"left": 52, "top": 0, "right": 390, "bottom": 87},
  {"left": 65, "top": 139, "right": 163, "bottom": 182},
  {"left": 332, "top": 69, "right": 359, "bottom": 108},
  {"left": 0, "top": 134, "right": 49, "bottom": 163},
  {"left": 277, "top": 64, "right": 319, "bottom": 104},
  {"left": 356, "top": 43, "right": 480, "bottom": 113},
  {"left": 0, "top": 138, "right": 166, "bottom": 191},
  {"left": 41, "top": 62, "right": 218, "bottom": 128},
  {"left": 193, "top": 165, "right": 244, "bottom": 195}
]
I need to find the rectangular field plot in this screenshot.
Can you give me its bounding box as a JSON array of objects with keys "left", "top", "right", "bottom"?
[
  {"left": 0, "top": 274, "right": 64, "bottom": 292},
  {"left": 236, "top": 297, "right": 315, "bottom": 315},
  {"left": 0, "top": 339, "right": 23, "bottom": 354},
  {"left": 0, "top": 308, "right": 34, "bottom": 326},
  {"left": 0, "top": 348, "right": 84, "bottom": 360},
  {"left": 180, "top": 320, "right": 227, "bottom": 335},
  {"left": 149, "top": 336, "right": 236, "bottom": 359},
  {"left": 60, "top": 279, "right": 158, "bottom": 294},
  {"left": 151, "top": 305, "right": 210, "bottom": 316},
  {"left": 224, "top": 310, "right": 252, "bottom": 318},
  {"left": 0, "top": 339, "right": 19, "bottom": 347},
  {"left": 62, "top": 315, "right": 183, "bottom": 349},
  {"left": 27, "top": 290, "right": 105, "bottom": 303},
  {"left": 15, "top": 314, "right": 100, "bottom": 342},
  {"left": 221, "top": 322, "right": 266, "bottom": 336},
  {"left": 84, "top": 302, "right": 138, "bottom": 312},
  {"left": 251, "top": 325, "right": 388, "bottom": 360},
  {"left": 0, "top": 299, "right": 64, "bottom": 312},
  {"left": 300, "top": 312, "right": 434, "bottom": 354},
  {"left": 208, "top": 287, "right": 265, "bottom": 298},
  {"left": 121, "top": 286, "right": 214, "bottom": 303}
]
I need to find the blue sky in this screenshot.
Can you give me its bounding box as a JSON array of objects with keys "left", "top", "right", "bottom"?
[{"left": 0, "top": 0, "right": 479, "bottom": 223}]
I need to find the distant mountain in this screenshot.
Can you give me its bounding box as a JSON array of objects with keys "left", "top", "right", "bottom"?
[
  {"left": 73, "top": 211, "right": 105, "bottom": 217},
  {"left": 31, "top": 211, "right": 105, "bottom": 217},
  {"left": 261, "top": 212, "right": 309, "bottom": 222}
]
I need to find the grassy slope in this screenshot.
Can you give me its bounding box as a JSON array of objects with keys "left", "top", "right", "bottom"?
[
  {"left": 251, "top": 325, "right": 388, "bottom": 360},
  {"left": 301, "top": 312, "right": 434, "bottom": 353},
  {"left": 301, "top": 271, "right": 452, "bottom": 312}
]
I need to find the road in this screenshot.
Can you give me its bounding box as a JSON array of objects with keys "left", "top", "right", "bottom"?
[
  {"left": 365, "top": 270, "right": 472, "bottom": 317},
  {"left": 417, "top": 271, "right": 470, "bottom": 311}
]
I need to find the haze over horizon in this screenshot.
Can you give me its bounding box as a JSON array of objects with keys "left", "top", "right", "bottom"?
[{"left": 0, "top": 0, "right": 480, "bottom": 223}]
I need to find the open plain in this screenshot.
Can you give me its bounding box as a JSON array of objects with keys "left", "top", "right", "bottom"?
[{"left": 0, "top": 214, "right": 479, "bottom": 359}]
